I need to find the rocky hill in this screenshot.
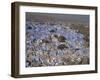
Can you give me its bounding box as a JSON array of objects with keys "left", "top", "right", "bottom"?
[{"left": 26, "top": 21, "right": 89, "bottom": 67}]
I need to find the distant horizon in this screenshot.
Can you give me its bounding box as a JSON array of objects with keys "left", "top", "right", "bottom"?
[{"left": 26, "top": 12, "right": 89, "bottom": 25}]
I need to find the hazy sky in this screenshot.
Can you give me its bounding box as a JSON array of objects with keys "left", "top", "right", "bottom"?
[{"left": 26, "top": 12, "right": 89, "bottom": 24}]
